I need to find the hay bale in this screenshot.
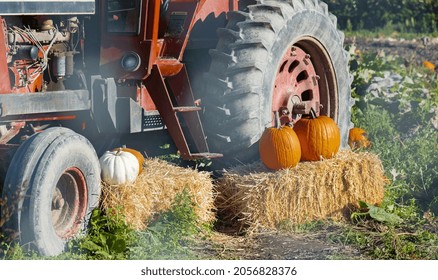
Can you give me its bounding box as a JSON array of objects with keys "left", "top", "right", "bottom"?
[
  {"left": 215, "top": 151, "right": 387, "bottom": 231},
  {"left": 100, "top": 158, "right": 215, "bottom": 230}
]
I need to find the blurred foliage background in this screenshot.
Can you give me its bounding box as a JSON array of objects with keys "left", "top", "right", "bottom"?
[{"left": 326, "top": 0, "right": 438, "bottom": 33}]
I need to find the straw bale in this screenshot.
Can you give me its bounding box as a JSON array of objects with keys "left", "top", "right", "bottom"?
[
  {"left": 215, "top": 151, "right": 387, "bottom": 231},
  {"left": 100, "top": 158, "right": 215, "bottom": 230}
]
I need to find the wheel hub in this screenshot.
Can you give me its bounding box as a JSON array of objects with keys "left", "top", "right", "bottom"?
[
  {"left": 51, "top": 167, "right": 87, "bottom": 239},
  {"left": 272, "top": 44, "right": 321, "bottom": 125}
]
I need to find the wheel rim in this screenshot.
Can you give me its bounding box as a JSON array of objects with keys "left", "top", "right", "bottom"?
[
  {"left": 272, "top": 37, "right": 338, "bottom": 125},
  {"left": 51, "top": 167, "right": 88, "bottom": 239}
]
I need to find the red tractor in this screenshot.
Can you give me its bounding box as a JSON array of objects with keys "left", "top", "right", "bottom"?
[{"left": 0, "top": 0, "right": 352, "bottom": 256}]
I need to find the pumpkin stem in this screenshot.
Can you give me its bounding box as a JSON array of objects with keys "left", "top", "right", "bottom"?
[
  {"left": 274, "top": 111, "right": 281, "bottom": 128},
  {"left": 310, "top": 107, "right": 318, "bottom": 119}
]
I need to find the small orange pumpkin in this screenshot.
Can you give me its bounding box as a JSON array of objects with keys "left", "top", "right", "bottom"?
[
  {"left": 112, "top": 147, "right": 145, "bottom": 174},
  {"left": 259, "top": 112, "right": 301, "bottom": 170},
  {"left": 348, "top": 128, "right": 371, "bottom": 149},
  {"left": 423, "top": 60, "right": 436, "bottom": 72},
  {"left": 294, "top": 109, "right": 340, "bottom": 161}
]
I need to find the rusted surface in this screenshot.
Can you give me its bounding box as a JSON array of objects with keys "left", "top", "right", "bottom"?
[
  {"left": 145, "top": 64, "right": 219, "bottom": 159},
  {"left": 156, "top": 58, "right": 184, "bottom": 76},
  {"left": 195, "top": 0, "right": 236, "bottom": 22},
  {"left": 160, "top": 0, "right": 199, "bottom": 60},
  {"left": 137, "top": 84, "right": 157, "bottom": 111},
  {"left": 0, "top": 17, "right": 11, "bottom": 93},
  {"left": 272, "top": 45, "right": 321, "bottom": 125},
  {"left": 51, "top": 167, "right": 88, "bottom": 239},
  {"left": 0, "top": 90, "right": 90, "bottom": 117},
  {"left": 166, "top": 65, "right": 209, "bottom": 154},
  {"left": 145, "top": 64, "right": 192, "bottom": 158},
  {"left": 0, "top": 121, "right": 24, "bottom": 144},
  {"left": 0, "top": 0, "right": 234, "bottom": 155},
  {"left": 99, "top": 0, "right": 161, "bottom": 79},
  {"left": 99, "top": 0, "right": 235, "bottom": 80}
]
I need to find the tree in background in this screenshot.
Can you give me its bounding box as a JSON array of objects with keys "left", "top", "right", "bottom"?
[{"left": 326, "top": 0, "right": 438, "bottom": 33}]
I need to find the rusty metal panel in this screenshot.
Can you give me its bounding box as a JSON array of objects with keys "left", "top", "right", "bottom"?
[
  {"left": 0, "top": 0, "right": 95, "bottom": 15},
  {"left": 0, "top": 18, "right": 11, "bottom": 93},
  {"left": 0, "top": 90, "right": 90, "bottom": 117}
]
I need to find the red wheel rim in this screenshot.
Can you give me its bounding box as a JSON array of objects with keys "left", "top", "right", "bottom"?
[
  {"left": 51, "top": 167, "right": 88, "bottom": 239},
  {"left": 271, "top": 38, "right": 338, "bottom": 125}
]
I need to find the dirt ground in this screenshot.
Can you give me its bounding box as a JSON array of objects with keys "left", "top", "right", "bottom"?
[
  {"left": 191, "top": 36, "right": 438, "bottom": 261},
  {"left": 193, "top": 226, "right": 363, "bottom": 260},
  {"left": 346, "top": 36, "right": 438, "bottom": 66}
]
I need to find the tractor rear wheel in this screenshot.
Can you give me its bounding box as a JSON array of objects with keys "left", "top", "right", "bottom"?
[
  {"left": 1, "top": 127, "right": 101, "bottom": 256},
  {"left": 203, "top": 0, "right": 353, "bottom": 165}
]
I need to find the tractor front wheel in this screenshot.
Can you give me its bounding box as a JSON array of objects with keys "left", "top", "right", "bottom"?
[{"left": 1, "top": 127, "right": 101, "bottom": 256}]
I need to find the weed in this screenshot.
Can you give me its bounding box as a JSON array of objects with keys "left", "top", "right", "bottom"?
[
  {"left": 129, "top": 189, "right": 202, "bottom": 259},
  {"left": 75, "top": 207, "right": 134, "bottom": 260},
  {"left": 351, "top": 201, "right": 403, "bottom": 225}
]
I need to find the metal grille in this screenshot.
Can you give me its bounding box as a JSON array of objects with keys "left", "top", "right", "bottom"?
[{"left": 143, "top": 112, "right": 164, "bottom": 130}]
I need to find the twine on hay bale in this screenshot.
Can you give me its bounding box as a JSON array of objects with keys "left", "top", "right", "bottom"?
[
  {"left": 215, "top": 151, "right": 387, "bottom": 231},
  {"left": 100, "top": 158, "right": 216, "bottom": 230}
]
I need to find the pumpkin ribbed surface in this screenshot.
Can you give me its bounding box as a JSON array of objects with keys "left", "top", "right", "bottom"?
[
  {"left": 294, "top": 115, "right": 340, "bottom": 161},
  {"left": 113, "top": 147, "right": 145, "bottom": 174},
  {"left": 259, "top": 126, "right": 301, "bottom": 170},
  {"left": 100, "top": 150, "right": 139, "bottom": 185}
]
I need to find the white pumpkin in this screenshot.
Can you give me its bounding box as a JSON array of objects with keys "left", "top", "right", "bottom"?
[{"left": 99, "top": 149, "right": 139, "bottom": 185}]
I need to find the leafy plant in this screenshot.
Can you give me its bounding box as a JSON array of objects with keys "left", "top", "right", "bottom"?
[
  {"left": 79, "top": 208, "right": 134, "bottom": 260},
  {"left": 351, "top": 201, "right": 403, "bottom": 224}
]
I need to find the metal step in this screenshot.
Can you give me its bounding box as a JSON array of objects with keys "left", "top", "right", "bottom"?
[
  {"left": 189, "top": 153, "right": 223, "bottom": 159},
  {"left": 173, "top": 106, "right": 201, "bottom": 112}
]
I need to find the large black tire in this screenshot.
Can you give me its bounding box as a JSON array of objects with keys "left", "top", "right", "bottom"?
[
  {"left": 1, "top": 127, "right": 101, "bottom": 256},
  {"left": 203, "top": 0, "right": 353, "bottom": 165}
]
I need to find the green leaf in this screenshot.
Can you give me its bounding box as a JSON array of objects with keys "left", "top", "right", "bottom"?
[
  {"left": 80, "top": 240, "right": 103, "bottom": 252},
  {"left": 358, "top": 200, "right": 368, "bottom": 209},
  {"left": 94, "top": 250, "right": 111, "bottom": 258},
  {"left": 365, "top": 203, "right": 403, "bottom": 224},
  {"left": 107, "top": 235, "right": 127, "bottom": 253}
]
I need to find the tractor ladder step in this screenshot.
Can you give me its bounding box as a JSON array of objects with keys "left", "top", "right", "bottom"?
[
  {"left": 173, "top": 106, "right": 201, "bottom": 112},
  {"left": 189, "top": 153, "right": 223, "bottom": 159},
  {"left": 145, "top": 64, "right": 222, "bottom": 160}
]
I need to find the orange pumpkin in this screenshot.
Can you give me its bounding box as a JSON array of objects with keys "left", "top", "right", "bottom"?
[
  {"left": 294, "top": 109, "right": 340, "bottom": 161},
  {"left": 259, "top": 112, "right": 301, "bottom": 170},
  {"left": 348, "top": 127, "right": 371, "bottom": 149},
  {"left": 112, "top": 147, "right": 145, "bottom": 174},
  {"left": 423, "top": 60, "right": 436, "bottom": 72}
]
